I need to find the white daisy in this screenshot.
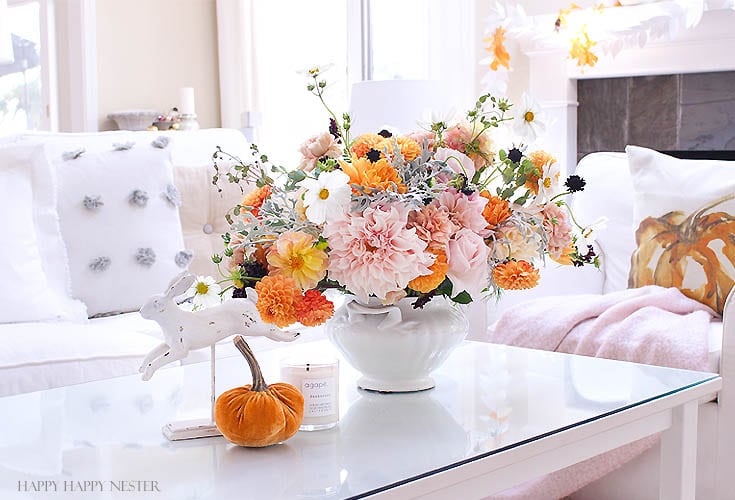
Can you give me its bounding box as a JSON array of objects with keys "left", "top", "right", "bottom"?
[
  {"left": 301, "top": 170, "right": 351, "bottom": 224},
  {"left": 187, "top": 276, "right": 222, "bottom": 309},
  {"left": 536, "top": 159, "right": 561, "bottom": 204},
  {"left": 514, "top": 93, "right": 546, "bottom": 142}
]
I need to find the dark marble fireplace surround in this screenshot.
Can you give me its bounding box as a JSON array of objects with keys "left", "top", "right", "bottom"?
[{"left": 577, "top": 71, "right": 735, "bottom": 162}]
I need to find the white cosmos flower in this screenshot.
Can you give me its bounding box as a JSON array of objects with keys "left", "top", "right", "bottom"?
[
  {"left": 514, "top": 92, "right": 546, "bottom": 142},
  {"left": 187, "top": 276, "right": 222, "bottom": 309},
  {"left": 301, "top": 170, "right": 351, "bottom": 224},
  {"left": 537, "top": 160, "right": 561, "bottom": 204}
]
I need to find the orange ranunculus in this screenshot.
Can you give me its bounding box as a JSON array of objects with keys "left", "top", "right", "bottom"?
[
  {"left": 254, "top": 275, "right": 301, "bottom": 328},
  {"left": 241, "top": 185, "right": 271, "bottom": 217},
  {"left": 340, "top": 155, "right": 407, "bottom": 193},
  {"left": 483, "top": 26, "right": 510, "bottom": 71},
  {"left": 408, "top": 251, "right": 449, "bottom": 294},
  {"left": 378, "top": 136, "right": 422, "bottom": 162},
  {"left": 525, "top": 150, "right": 557, "bottom": 194},
  {"left": 350, "top": 133, "right": 384, "bottom": 158},
  {"left": 296, "top": 289, "right": 334, "bottom": 327},
  {"left": 480, "top": 191, "right": 512, "bottom": 228},
  {"left": 493, "top": 260, "right": 540, "bottom": 290}
]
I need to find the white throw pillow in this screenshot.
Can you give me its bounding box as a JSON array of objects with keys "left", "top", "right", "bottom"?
[
  {"left": 0, "top": 145, "right": 87, "bottom": 323},
  {"left": 52, "top": 137, "right": 190, "bottom": 316},
  {"left": 626, "top": 145, "right": 735, "bottom": 315}
]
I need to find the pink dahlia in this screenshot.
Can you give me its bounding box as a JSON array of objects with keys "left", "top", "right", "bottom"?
[
  {"left": 322, "top": 202, "right": 433, "bottom": 302},
  {"left": 542, "top": 203, "right": 573, "bottom": 259},
  {"left": 407, "top": 204, "right": 457, "bottom": 252},
  {"left": 436, "top": 189, "right": 489, "bottom": 235}
]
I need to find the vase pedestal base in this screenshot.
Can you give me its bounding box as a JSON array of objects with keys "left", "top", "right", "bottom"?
[
  {"left": 357, "top": 375, "right": 435, "bottom": 393},
  {"left": 162, "top": 419, "right": 222, "bottom": 441}
]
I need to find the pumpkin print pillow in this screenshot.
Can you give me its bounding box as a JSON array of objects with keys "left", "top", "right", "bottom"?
[{"left": 626, "top": 146, "right": 735, "bottom": 315}]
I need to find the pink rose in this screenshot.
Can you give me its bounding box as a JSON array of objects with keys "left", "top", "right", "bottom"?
[
  {"left": 298, "top": 132, "right": 342, "bottom": 172},
  {"left": 446, "top": 228, "right": 490, "bottom": 296},
  {"left": 434, "top": 147, "right": 476, "bottom": 179}
]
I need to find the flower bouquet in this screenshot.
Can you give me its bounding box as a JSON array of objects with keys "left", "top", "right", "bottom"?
[{"left": 209, "top": 67, "right": 600, "bottom": 331}]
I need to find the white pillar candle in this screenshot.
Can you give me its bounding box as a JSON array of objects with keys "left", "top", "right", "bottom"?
[
  {"left": 179, "top": 87, "right": 196, "bottom": 115},
  {"left": 280, "top": 357, "right": 339, "bottom": 431}
]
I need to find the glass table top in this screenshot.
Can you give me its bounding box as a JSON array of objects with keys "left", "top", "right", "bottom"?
[{"left": 0, "top": 340, "right": 718, "bottom": 499}]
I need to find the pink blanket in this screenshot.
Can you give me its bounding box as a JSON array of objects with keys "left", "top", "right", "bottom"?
[{"left": 484, "top": 285, "right": 717, "bottom": 500}]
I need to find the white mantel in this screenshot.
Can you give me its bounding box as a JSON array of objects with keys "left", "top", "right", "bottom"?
[{"left": 521, "top": 7, "right": 735, "bottom": 172}]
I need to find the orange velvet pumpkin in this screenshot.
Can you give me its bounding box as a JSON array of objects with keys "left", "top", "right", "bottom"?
[{"left": 214, "top": 335, "right": 304, "bottom": 447}]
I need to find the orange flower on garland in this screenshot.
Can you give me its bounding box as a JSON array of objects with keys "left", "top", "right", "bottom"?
[
  {"left": 296, "top": 289, "right": 334, "bottom": 327},
  {"left": 480, "top": 191, "right": 512, "bottom": 228},
  {"left": 570, "top": 27, "right": 598, "bottom": 68},
  {"left": 493, "top": 260, "right": 540, "bottom": 290},
  {"left": 254, "top": 275, "right": 302, "bottom": 328},
  {"left": 525, "top": 150, "right": 557, "bottom": 194},
  {"left": 408, "top": 251, "right": 449, "bottom": 294},
  {"left": 484, "top": 26, "right": 511, "bottom": 71},
  {"left": 241, "top": 185, "right": 271, "bottom": 217},
  {"left": 340, "top": 155, "right": 407, "bottom": 193},
  {"left": 350, "top": 133, "right": 384, "bottom": 158},
  {"left": 379, "top": 136, "right": 422, "bottom": 162}
]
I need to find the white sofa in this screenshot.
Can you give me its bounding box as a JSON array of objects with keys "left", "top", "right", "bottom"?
[
  {"left": 0, "top": 128, "right": 324, "bottom": 397},
  {"left": 484, "top": 151, "right": 734, "bottom": 500}
]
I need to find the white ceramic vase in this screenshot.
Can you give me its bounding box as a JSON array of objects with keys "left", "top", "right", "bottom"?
[{"left": 326, "top": 296, "right": 468, "bottom": 392}]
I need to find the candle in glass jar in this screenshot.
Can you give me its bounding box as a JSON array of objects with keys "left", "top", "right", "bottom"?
[
  {"left": 280, "top": 357, "right": 339, "bottom": 431},
  {"left": 179, "top": 87, "right": 196, "bottom": 115}
]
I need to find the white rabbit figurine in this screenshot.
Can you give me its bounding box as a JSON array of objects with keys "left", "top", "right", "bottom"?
[{"left": 139, "top": 272, "right": 299, "bottom": 380}]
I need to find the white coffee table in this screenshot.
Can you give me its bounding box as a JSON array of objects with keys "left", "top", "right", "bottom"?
[{"left": 0, "top": 340, "right": 720, "bottom": 499}]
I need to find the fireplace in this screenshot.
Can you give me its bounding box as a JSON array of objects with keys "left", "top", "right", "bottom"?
[
  {"left": 577, "top": 71, "right": 735, "bottom": 163},
  {"left": 522, "top": 8, "right": 735, "bottom": 173}
]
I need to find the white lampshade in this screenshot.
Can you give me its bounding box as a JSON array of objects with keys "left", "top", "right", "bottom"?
[
  {"left": 0, "top": 0, "right": 13, "bottom": 65},
  {"left": 348, "top": 80, "right": 446, "bottom": 136}
]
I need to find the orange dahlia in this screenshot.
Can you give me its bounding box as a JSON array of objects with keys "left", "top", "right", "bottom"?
[
  {"left": 525, "top": 151, "right": 556, "bottom": 194},
  {"left": 480, "top": 191, "right": 512, "bottom": 228},
  {"left": 295, "top": 289, "right": 335, "bottom": 327},
  {"left": 378, "top": 136, "right": 422, "bottom": 162},
  {"left": 340, "top": 155, "right": 407, "bottom": 193},
  {"left": 254, "top": 275, "right": 301, "bottom": 328},
  {"left": 241, "top": 185, "right": 271, "bottom": 217},
  {"left": 408, "top": 251, "right": 449, "bottom": 294},
  {"left": 350, "top": 133, "right": 384, "bottom": 158},
  {"left": 493, "top": 260, "right": 540, "bottom": 290}
]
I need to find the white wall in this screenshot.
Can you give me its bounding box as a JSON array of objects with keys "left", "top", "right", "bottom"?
[{"left": 95, "top": 0, "right": 221, "bottom": 131}]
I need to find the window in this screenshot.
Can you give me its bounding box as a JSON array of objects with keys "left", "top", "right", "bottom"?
[
  {"left": 0, "top": 0, "right": 53, "bottom": 133},
  {"left": 249, "top": 0, "right": 348, "bottom": 167}
]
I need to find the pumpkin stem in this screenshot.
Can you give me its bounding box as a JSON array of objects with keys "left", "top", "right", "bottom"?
[
  {"left": 684, "top": 193, "right": 735, "bottom": 240},
  {"left": 233, "top": 335, "right": 268, "bottom": 392}
]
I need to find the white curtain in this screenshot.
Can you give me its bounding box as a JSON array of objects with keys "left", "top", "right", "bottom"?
[{"left": 0, "top": 0, "right": 14, "bottom": 64}]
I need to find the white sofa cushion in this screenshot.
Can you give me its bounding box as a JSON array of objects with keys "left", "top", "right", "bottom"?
[
  {"left": 0, "top": 317, "right": 163, "bottom": 396},
  {"left": 50, "top": 137, "right": 188, "bottom": 317},
  {"left": 0, "top": 145, "right": 86, "bottom": 323},
  {"left": 574, "top": 152, "right": 636, "bottom": 294}
]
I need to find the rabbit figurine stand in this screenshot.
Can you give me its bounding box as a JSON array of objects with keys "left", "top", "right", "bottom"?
[{"left": 138, "top": 272, "right": 299, "bottom": 440}]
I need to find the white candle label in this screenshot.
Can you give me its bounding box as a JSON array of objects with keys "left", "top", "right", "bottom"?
[{"left": 301, "top": 377, "right": 337, "bottom": 418}]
